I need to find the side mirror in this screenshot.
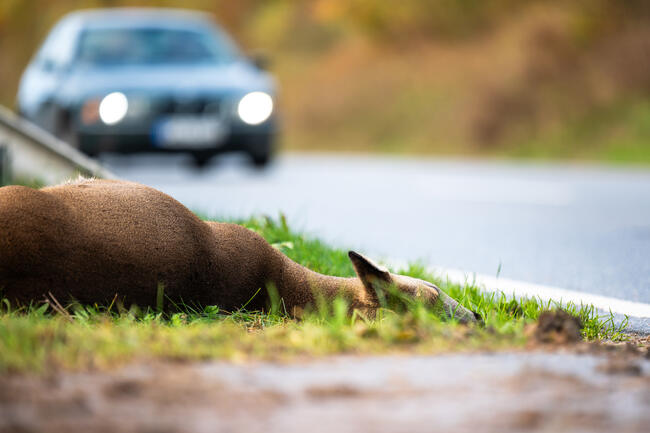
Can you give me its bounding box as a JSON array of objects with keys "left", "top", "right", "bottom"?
[
  {"left": 249, "top": 52, "right": 271, "bottom": 71},
  {"left": 41, "top": 58, "right": 58, "bottom": 73},
  {"left": 40, "top": 58, "right": 69, "bottom": 74}
]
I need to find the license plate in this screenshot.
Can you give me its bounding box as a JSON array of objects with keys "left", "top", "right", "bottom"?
[{"left": 153, "top": 116, "right": 228, "bottom": 148}]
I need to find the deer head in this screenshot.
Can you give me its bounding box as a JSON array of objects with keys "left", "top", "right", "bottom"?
[{"left": 348, "top": 251, "right": 482, "bottom": 324}]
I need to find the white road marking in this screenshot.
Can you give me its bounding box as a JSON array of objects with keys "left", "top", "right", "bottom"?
[
  {"left": 388, "top": 260, "right": 650, "bottom": 318},
  {"left": 437, "top": 268, "right": 650, "bottom": 318}
]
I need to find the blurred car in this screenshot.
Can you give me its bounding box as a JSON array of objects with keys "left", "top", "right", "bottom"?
[{"left": 17, "top": 8, "right": 277, "bottom": 167}]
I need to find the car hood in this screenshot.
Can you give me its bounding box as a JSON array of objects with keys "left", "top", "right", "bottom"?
[{"left": 58, "top": 61, "right": 275, "bottom": 103}]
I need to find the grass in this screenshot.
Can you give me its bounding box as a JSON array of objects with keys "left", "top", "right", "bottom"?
[
  {"left": 505, "top": 99, "right": 650, "bottom": 164},
  {"left": 0, "top": 215, "right": 629, "bottom": 374},
  {"left": 1, "top": 176, "right": 46, "bottom": 189}
]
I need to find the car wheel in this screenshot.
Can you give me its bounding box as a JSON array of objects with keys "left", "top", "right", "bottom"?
[
  {"left": 250, "top": 151, "right": 271, "bottom": 168},
  {"left": 192, "top": 151, "right": 214, "bottom": 168},
  {"left": 247, "top": 135, "right": 273, "bottom": 169},
  {"left": 77, "top": 135, "right": 100, "bottom": 157},
  {"left": 49, "top": 106, "right": 80, "bottom": 149}
]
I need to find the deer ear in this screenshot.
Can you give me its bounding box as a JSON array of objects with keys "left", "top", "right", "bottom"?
[{"left": 348, "top": 251, "right": 392, "bottom": 291}]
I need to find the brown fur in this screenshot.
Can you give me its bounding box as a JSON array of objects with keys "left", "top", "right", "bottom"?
[{"left": 0, "top": 179, "right": 478, "bottom": 322}]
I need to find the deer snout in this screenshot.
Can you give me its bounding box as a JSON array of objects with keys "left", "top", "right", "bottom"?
[{"left": 437, "top": 289, "right": 481, "bottom": 325}]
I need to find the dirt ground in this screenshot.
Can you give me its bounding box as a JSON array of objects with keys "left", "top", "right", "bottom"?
[
  {"left": 2, "top": 313, "right": 648, "bottom": 433},
  {"left": 1, "top": 344, "right": 648, "bottom": 433}
]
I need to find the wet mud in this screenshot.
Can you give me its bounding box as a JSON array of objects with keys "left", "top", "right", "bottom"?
[{"left": 1, "top": 349, "right": 648, "bottom": 433}]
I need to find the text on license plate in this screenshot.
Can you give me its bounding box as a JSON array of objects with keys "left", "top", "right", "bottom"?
[{"left": 153, "top": 116, "right": 228, "bottom": 148}]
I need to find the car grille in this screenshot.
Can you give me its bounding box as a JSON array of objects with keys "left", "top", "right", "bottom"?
[{"left": 158, "top": 98, "right": 222, "bottom": 115}]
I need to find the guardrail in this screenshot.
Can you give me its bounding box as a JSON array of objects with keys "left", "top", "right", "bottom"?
[
  {"left": 0, "top": 105, "right": 116, "bottom": 185},
  {"left": 0, "top": 144, "right": 10, "bottom": 185}
]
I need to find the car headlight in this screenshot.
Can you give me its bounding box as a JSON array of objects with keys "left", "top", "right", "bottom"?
[
  {"left": 99, "top": 92, "right": 128, "bottom": 125},
  {"left": 237, "top": 92, "right": 273, "bottom": 125}
]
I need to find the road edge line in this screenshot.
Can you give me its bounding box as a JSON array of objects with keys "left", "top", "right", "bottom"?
[{"left": 387, "top": 260, "right": 650, "bottom": 319}]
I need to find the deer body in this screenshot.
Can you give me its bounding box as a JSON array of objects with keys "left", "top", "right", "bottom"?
[{"left": 0, "top": 179, "right": 478, "bottom": 322}]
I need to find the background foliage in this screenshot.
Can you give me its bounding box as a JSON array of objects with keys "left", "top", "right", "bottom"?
[{"left": 1, "top": 0, "right": 649, "bottom": 161}]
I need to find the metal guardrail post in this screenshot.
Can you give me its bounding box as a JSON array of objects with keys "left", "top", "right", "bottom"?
[{"left": 0, "top": 143, "right": 11, "bottom": 186}]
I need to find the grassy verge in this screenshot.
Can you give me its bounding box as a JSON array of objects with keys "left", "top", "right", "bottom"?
[
  {"left": 503, "top": 99, "right": 650, "bottom": 164},
  {"left": 0, "top": 215, "right": 629, "bottom": 374}
]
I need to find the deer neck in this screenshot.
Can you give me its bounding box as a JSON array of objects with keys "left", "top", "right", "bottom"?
[{"left": 267, "top": 248, "right": 374, "bottom": 314}]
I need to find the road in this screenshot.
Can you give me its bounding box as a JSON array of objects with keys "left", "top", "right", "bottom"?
[{"left": 103, "top": 152, "right": 650, "bottom": 315}]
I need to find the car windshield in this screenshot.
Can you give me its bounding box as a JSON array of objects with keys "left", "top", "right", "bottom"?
[{"left": 76, "top": 27, "right": 235, "bottom": 65}]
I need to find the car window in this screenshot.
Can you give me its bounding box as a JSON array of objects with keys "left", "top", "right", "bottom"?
[
  {"left": 37, "top": 18, "right": 81, "bottom": 70},
  {"left": 76, "top": 27, "right": 235, "bottom": 66}
]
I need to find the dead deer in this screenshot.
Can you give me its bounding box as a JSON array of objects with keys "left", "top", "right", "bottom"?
[{"left": 0, "top": 179, "right": 480, "bottom": 323}]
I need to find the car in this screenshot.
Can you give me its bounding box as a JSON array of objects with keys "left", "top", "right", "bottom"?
[{"left": 17, "top": 8, "right": 278, "bottom": 167}]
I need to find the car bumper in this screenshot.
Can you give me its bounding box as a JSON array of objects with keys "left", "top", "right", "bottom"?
[
  {"left": 78, "top": 131, "right": 271, "bottom": 154},
  {"left": 76, "top": 117, "right": 276, "bottom": 155}
]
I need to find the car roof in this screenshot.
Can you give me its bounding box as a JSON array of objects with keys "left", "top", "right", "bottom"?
[{"left": 61, "top": 8, "right": 216, "bottom": 30}]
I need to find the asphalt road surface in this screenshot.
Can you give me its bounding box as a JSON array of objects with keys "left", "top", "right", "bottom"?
[{"left": 103, "top": 152, "right": 650, "bottom": 310}]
